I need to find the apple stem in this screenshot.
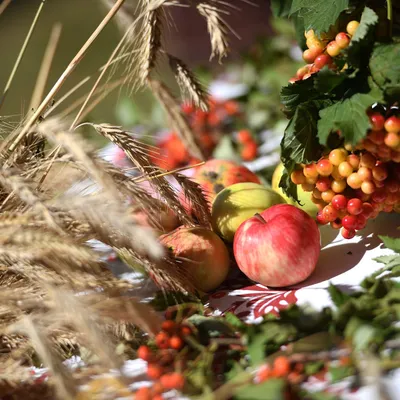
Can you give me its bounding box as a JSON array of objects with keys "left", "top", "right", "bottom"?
[{"left": 254, "top": 213, "right": 267, "bottom": 224}]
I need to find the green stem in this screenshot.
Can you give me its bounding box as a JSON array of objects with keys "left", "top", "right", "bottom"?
[
  {"left": 0, "top": 0, "right": 46, "bottom": 112},
  {"left": 387, "top": 0, "right": 393, "bottom": 38}
]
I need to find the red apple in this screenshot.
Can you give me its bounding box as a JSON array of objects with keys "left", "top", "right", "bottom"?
[
  {"left": 160, "top": 226, "right": 230, "bottom": 292},
  {"left": 233, "top": 204, "right": 320, "bottom": 287}
]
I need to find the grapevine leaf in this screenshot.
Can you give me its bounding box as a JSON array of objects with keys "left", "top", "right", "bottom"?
[
  {"left": 346, "top": 7, "right": 379, "bottom": 68},
  {"left": 280, "top": 77, "right": 318, "bottom": 114},
  {"left": 370, "top": 43, "right": 400, "bottom": 99},
  {"left": 289, "top": 0, "right": 349, "bottom": 35},
  {"left": 379, "top": 235, "right": 400, "bottom": 253},
  {"left": 270, "top": 0, "right": 293, "bottom": 17},
  {"left": 317, "top": 90, "right": 383, "bottom": 145},
  {"left": 328, "top": 284, "right": 351, "bottom": 308},
  {"left": 281, "top": 102, "right": 323, "bottom": 165},
  {"left": 313, "top": 67, "right": 346, "bottom": 94}
]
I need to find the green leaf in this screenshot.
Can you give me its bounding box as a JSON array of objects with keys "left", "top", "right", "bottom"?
[
  {"left": 281, "top": 77, "right": 318, "bottom": 113},
  {"left": 224, "top": 313, "right": 246, "bottom": 331},
  {"left": 233, "top": 378, "right": 285, "bottom": 400},
  {"left": 313, "top": 68, "right": 346, "bottom": 94},
  {"left": 379, "top": 235, "right": 400, "bottom": 252},
  {"left": 289, "top": 0, "right": 349, "bottom": 35},
  {"left": 328, "top": 365, "right": 355, "bottom": 383},
  {"left": 328, "top": 284, "right": 351, "bottom": 308},
  {"left": 278, "top": 165, "right": 299, "bottom": 202},
  {"left": 370, "top": 43, "right": 400, "bottom": 96},
  {"left": 281, "top": 102, "right": 323, "bottom": 165},
  {"left": 304, "top": 361, "right": 325, "bottom": 375},
  {"left": 301, "top": 390, "right": 340, "bottom": 400},
  {"left": 270, "top": 0, "right": 293, "bottom": 17},
  {"left": 317, "top": 90, "right": 383, "bottom": 145},
  {"left": 352, "top": 324, "right": 380, "bottom": 351},
  {"left": 346, "top": 7, "right": 379, "bottom": 68}
]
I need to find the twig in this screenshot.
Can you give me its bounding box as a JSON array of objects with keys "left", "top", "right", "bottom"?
[
  {"left": 0, "top": 0, "right": 12, "bottom": 17},
  {"left": 0, "top": 0, "right": 47, "bottom": 112},
  {"left": 29, "top": 22, "right": 62, "bottom": 112},
  {"left": 3, "top": 0, "right": 126, "bottom": 155}
]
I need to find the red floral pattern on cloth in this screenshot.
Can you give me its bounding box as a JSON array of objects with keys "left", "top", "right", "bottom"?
[{"left": 207, "top": 274, "right": 298, "bottom": 321}]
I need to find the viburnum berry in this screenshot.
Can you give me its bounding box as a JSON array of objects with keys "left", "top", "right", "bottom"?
[
  {"left": 361, "top": 180, "right": 376, "bottom": 194},
  {"left": 316, "top": 177, "right": 331, "bottom": 192},
  {"left": 169, "top": 335, "right": 184, "bottom": 350},
  {"left": 223, "top": 100, "right": 239, "bottom": 115},
  {"left": 384, "top": 116, "right": 400, "bottom": 133},
  {"left": 360, "top": 152, "right": 376, "bottom": 169},
  {"left": 303, "top": 48, "right": 322, "bottom": 63},
  {"left": 155, "top": 332, "right": 170, "bottom": 349},
  {"left": 384, "top": 132, "right": 400, "bottom": 148},
  {"left": 326, "top": 40, "right": 341, "bottom": 57},
  {"left": 301, "top": 183, "right": 315, "bottom": 192},
  {"left": 257, "top": 364, "right": 272, "bottom": 382},
  {"left": 342, "top": 228, "right": 356, "bottom": 239},
  {"left": 369, "top": 130, "right": 386, "bottom": 144},
  {"left": 161, "top": 320, "right": 176, "bottom": 334},
  {"left": 347, "top": 198, "right": 363, "bottom": 215},
  {"left": 357, "top": 167, "right": 372, "bottom": 181},
  {"left": 273, "top": 356, "right": 291, "bottom": 377},
  {"left": 237, "top": 130, "right": 252, "bottom": 143},
  {"left": 316, "top": 210, "right": 328, "bottom": 225},
  {"left": 316, "top": 159, "right": 333, "bottom": 176},
  {"left": 314, "top": 54, "right": 332, "bottom": 69},
  {"left": 347, "top": 173, "right": 362, "bottom": 189},
  {"left": 179, "top": 325, "right": 192, "bottom": 336},
  {"left": 361, "top": 202, "right": 374, "bottom": 218},
  {"left": 347, "top": 154, "right": 360, "bottom": 169},
  {"left": 135, "top": 387, "right": 152, "bottom": 400},
  {"left": 160, "top": 373, "right": 185, "bottom": 390},
  {"left": 296, "top": 66, "right": 310, "bottom": 79},
  {"left": 331, "top": 179, "right": 346, "bottom": 193},
  {"left": 323, "top": 205, "right": 338, "bottom": 222},
  {"left": 137, "top": 345, "right": 152, "bottom": 361},
  {"left": 371, "top": 190, "right": 387, "bottom": 203},
  {"left": 335, "top": 32, "right": 350, "bottom": 49},
  {"left": 291, "top": 170, "right": 306, "bottom": 185},
  {"left": 303, "top": 163, "right": 318, "bottom": 179},
  {"left": 152, "top": 395, "right": 164, "bottom": 400},
  {"left": 346, "top": 21, "right": 360, "bottom": 36},
  {"left": 321, "top": 189, "right": 335, "bottom": 203},
  {"left": 355, "top": 214, "right": 367, "bottom": 230},
  {"left": 332, "top": 194, "right": 347, "bottom": 210},
  {"left": 147, "top": 364, "right": 163, "bottom": 380},
  {"left": 370, "top": 113, "right": 385, "bottom": 131},
  {"left": 342, "top": 215, "right": 357, "bottom": 230},
  {"left": 338, "top": 161, "right": 353, "bottom": 178},
  {"left": 303, "top": 73, "right": 312, "bottom": 80},
  {"left": 372, "top": 165, "right": 388, "bottom": 181},
  {"left": 241, "top": 141, "right": 258, "bottom": 161}
]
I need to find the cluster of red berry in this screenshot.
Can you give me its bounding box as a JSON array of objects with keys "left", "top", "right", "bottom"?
[
  {"left": 150, "top": 98, "right": 256, "bottom": 170},
  {"left": 236, "top": 129, "right": 258, "bottom": 161},
  {"left": 134, "top": 320, "right": 191, "bottom": 400},
  {"left": 289, "top": 21, "right": 359, "bottom": 83}
]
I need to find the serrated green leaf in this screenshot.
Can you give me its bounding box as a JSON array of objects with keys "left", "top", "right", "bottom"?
[
  {"left": 290, "top": 0, "right": 349, "bottom": 35},
  {"left": 328, "top": 284, "right": 351, "bottom": 308},
  {"left": 346, "top": 7, "right": 379, "bottom": 68},
  {"left": 270, "top": 0, "right": 293, "bottom": 17},
  {"left": 317, "top": 90, "right": 383, "bottom": 145},
  {"left": 278, "top": 165, "right": 299, "bottom": 202},
  {"left": 281, "top": 77, "right": 318, "bottom": 113},
  {"left": 233, "top": 378, "right": 285, "bottom": 400},
  {"left": 313, "top": 68, "right": 346, "bottom": 94},
  {"left": 370, "top": 43, "right": 400, "bottom": 93},
  {"left": 281, "top": 102, "right": 323, "bottom": 165},
  {"left": 379, "top": 235, "right": 400, "bottom": 252}
]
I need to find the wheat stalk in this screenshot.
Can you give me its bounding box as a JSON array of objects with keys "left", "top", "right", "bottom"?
[
  {"left": 197, "top": 1, "right": 230, "bottom": 63},
  {"left": 168, "top": 54, "right": 209, "bottom": 111}
]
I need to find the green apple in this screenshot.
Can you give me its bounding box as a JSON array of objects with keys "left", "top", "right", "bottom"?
[
  {"left": 211, "top": 182, "right": 285, "bottom": 242},
  {"left": 271, "top": 162, "right": 318, "bottom": 219}
]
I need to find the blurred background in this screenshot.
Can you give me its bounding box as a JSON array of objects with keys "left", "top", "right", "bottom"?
[{"left": 0, "top": 0, "right": 273, "bottom": 127}]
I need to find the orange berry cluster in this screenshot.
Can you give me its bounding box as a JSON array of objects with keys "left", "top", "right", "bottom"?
[
  {"left": 289, "top": 20, "right": 359, "bottom": 83},
  {"left": 256, "top": 356, "right": 303, "bottom": 385},
  {"left": 150, "top": 98, "right": 242, "bottom": 170},
  {"left": 237, "top": 129, "right": 258, "bottom": 161},
  {"left": 291, "top": 148, "right": 400, "bottom": 239},
  {"left": 347, "top": 112, "right": 400, "bottom": 163},
  {"left": 135, "top": 320, "right": 191, "bottom": 399}
]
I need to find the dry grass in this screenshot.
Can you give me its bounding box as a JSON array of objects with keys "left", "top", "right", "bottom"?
[{"left": 0, "top": 0, "right": 238, "bottom": 397}]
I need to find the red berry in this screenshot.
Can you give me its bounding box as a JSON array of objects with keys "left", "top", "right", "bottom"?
[
  {"left": 335, "top": 32, "right": 350, "bottom": 49},
  {"left": 179, "top": 325, "right": 192, "bottom": 336},
  {"left": 161, "top": 320, "right": 176, "bottom": 334},
  {"left": 155, "top": 332, "right": 170, "bottom": 349},
  {"left": 361, "top": 202, "right": 374, "bottom": 218},
  {"left": 323, "top": 205, "right": 338, "bottom": 222},
  {"left": 152, "top": 395, "right": 164, "bottom": 400},
  {"left": 384, "top": 116, "right": 400, "bottom": 133},
  {"left": 147, "top": 364, "right": 163, "bottom": 380},
  {"left": 273, "top": 356, "right": 291, "bottom": 377},
  {"left": 316, "top": 211, "right": 328, "bottom": 225},
  {"left": 370, "top": 114, "right": 385, "bottom": 131},
  {"left": 241, "top": 141, "right": 258, "bottom": 161},
  {"left": 224, "top": 100, "right": 239, "bottom": 115},
  {"left": 342, "top": 228, "right": 356, "bottom": 239},
  {"left": 371, "top": 190, "right": 387, "bottom": 203},
  {"left": 237, "top": 130, "right": 252, "bottom": 143},
  {"left": 316, "top": 159, "right": 333, "bottom": 176},
  {"left": 181, "top": 103, "right": 194, "bottom": 114},
  {"left": 291, "top": 170, "right": 306, "bottom": 185},
  {"left": 347, "top": 198, "right": 363, "bottom": 215},
  {"left": 137, "top": 345, "right": 152, "bottom": 361},
  {"left": 372, "top": 165, "right": 388, "bottom": 181},
  {"left": 135, "top": 387, "right": 152, "bottom": 400},
  {"left": 303, "top": 164, "right": 318, "bottom": 179},
  {"left": 303, "top": 48, "right": 322, "bottom": 63},
  {"left": 332, "top": 194, "right": 347, "bottom": 210},
  {"left": 314, "top": 54, "right": 333, "bottom": 69},
  {"left": 342, "top": 215, "right": 357, "bottom": 230},
  {"left": 169, "top": 336, "right": 183, "bottom": 350},
  {"left": 160, "top": 373, "right": 185, "bottom": 390},
  {"left": 316, "top": 177, "right": 331, "bottom": 192},
  {"left": 326, "top": 40, "right": 341, "bottom": 57},
  {"left": 257, "top": 364, "right": 272, "bottom": 382}
]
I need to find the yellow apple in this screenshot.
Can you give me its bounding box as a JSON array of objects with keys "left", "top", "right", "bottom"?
[
  {"left": 211, "top": 182, "right": 286, "bottom": 242},
  {"left": 271, "top": 162, "right": 318, "bottom": 219}
]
